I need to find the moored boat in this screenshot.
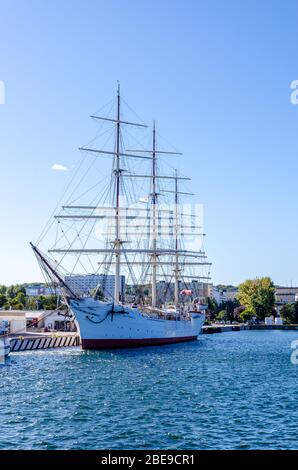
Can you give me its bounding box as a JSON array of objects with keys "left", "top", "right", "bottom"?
[
  {"left": 31, "top": 86, "right": 211, "bottom": 349},
  {"left": 70, "top": 298, "right": 205, "bottom": 349}
]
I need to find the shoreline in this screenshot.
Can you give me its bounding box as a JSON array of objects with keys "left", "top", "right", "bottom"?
[{"left": 203, "top": 323, "right": 298, "bottom": 334}]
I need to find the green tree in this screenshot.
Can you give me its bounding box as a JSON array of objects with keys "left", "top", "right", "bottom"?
[
  {"left": 216, "top": 310, "right": 228, "bottom": 321},
  {"left": 280, "top": 302, "right": 298, "bottom": 324},
  {"left": 26, "top": 297, "right": 39, "bottom": 310},
  {"left": 240, "top": 306, "right": 256, "bottom": 323},
  {"left": 0, "top": 293, "right": 6, "bottom": 307},
  {"left": 206, "top": 297, "right": 218, "bottom": 320},
  {"left": 207, "top": 296, "right": 217, "bottom": 312},
  {"left": 218, "top": 299, "right": 240, "bottom": 322},
  {"left": 38, "top": 295, "right": 58, "bottom": 310},
  {"left": 0, "top": 285, "right": 6, "bottom": 295},
  {"left": 233, "top": 305, "right": 246, "bottom": 322},
  {"left": 11, "top": 303, "right": 24, "bottom": 311},
  {"left": 5, "top": 290, "right": 26, "bottom": 310},
  {"left": 238, "top": 277, "right": 275, "bottom": 321},
  {"left": 12, "top": 291, "right": 26, "bottom": 307},
  {"left": 6, "top": 284, "right": 26, "bottom": 299}
]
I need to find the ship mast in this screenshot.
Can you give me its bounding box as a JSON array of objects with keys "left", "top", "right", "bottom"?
[
  {"left": 174, "top": 170, "right": 180, "bottom": 308},
  {"left": 161, "top": 175, "right": 199, "bottom": 306},
  {"left": 126, "top": 124, "right": 184, "bottom": 308},
  {"left": 114, "top": 83, "right": 121, "bottom": 303},
  {"left": 79, "top": 84, "right": 148, "bottom": 304},
  {"left": 151, "top": 121, "right": 157, "bottom": 307},
  {"left": 43, "top": 88, "right": 212, "bottom": 301}
]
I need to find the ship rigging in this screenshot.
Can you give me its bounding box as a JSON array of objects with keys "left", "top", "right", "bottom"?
[{"left": 31, "top": 85, "right": 211, "bottom": 349}]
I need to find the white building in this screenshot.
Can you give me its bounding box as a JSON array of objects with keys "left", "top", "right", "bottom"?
[
  {"left": 211, "top": 286, "right": 238, "bottom": 304},
  {"left": 64, "top": 274, "right": 125, "bottom": 301},
  {"left": 275, "top": 286, "right": 298, "bottom": 304},
  {"left": 25, "top": 310, "right": 76, "bottom": 331},
  {"left": 0, "top": 310, "right": 76, "bottom": 333},
  {"left": 41, "top": 310, "right": 76, "bottom": 331},
  {"left": 25, "top": 284, "right": 61, "bottom": 297},
  {"left": 0, "top": 311, "right": 26, "bottom": 334}
]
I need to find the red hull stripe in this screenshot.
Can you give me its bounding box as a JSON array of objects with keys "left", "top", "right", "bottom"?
[{"left": 81, "top": 336, "right": 198, "bottom": 350}]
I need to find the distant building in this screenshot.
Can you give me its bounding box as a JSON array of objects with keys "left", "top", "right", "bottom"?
[
  {"left": 25, "top": 284, "right": 61, "bottom": 297},
  {"left": 275, "top": 286, "right": 298, "bottom": 304},
  {"left": 64, "top": 274, "right": 125, "bottom": 301},
  {"left": 211, "top": 286, "right": 238, "bottom": 304}
]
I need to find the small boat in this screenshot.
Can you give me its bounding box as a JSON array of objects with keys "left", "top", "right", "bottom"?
[{"left": 0, "top": 320, "right": 10, "bottom": 358}]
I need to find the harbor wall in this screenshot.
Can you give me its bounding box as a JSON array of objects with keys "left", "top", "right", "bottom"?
[{"left": 10, "top": 333, "right": 80, "bottom": 352}]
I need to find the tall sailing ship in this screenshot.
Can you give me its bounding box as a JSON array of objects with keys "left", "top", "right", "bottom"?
[{"left": 31, "top": 86, "right": 211, "bottom": 349}]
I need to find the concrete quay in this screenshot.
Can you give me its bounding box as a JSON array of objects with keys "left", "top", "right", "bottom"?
[{"left": 9, "top": 332, "right": 80, "bottom": 352}]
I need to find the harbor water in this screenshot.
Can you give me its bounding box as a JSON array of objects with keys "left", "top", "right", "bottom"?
[{"left": 1, "top": 330, "right": 298, "bottom": 450}]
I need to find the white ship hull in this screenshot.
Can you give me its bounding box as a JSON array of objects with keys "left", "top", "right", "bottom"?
[{"left": 70, "top": 298, "right": 205, "bottom": 349}]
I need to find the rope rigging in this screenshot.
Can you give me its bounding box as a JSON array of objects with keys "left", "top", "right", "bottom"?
[{"left": 31, "top": 88, "right": 211, "bottom": 307}]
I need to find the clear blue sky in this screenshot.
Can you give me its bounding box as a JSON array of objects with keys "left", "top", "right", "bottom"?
[{"left": 1, "top": 0, "right": 298, "bottom": 286}]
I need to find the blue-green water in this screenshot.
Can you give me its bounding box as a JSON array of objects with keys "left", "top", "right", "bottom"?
[{"left": 1, "top": 330, "right": 298, "bottom": 450}]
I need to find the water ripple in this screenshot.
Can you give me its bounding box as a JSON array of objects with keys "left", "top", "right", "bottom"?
[{"left": 1, "top": 330, "right": 298, "bottom": 449}]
